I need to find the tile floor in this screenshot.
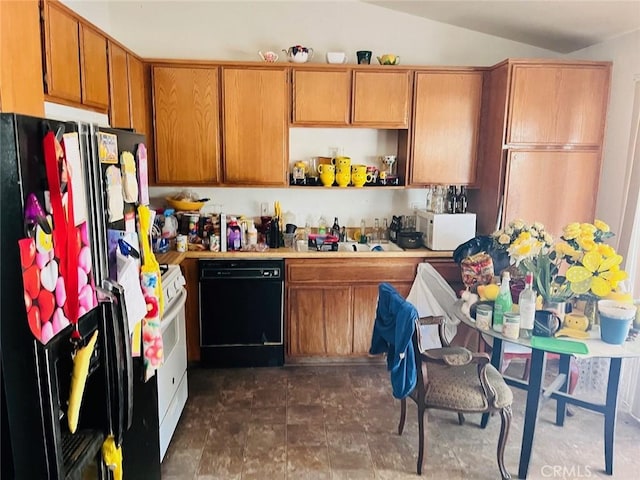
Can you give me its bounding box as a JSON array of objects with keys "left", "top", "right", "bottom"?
[{"left": 161, "top": 361, "right": 640, "bottom": 480}]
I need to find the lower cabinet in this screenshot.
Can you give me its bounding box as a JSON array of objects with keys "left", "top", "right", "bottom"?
[
  {"left": 286, "top": 258, "right": 421, "bottom": 357},
  {"left": 181, "top": 258, "right": 200, "bottom": 362}
]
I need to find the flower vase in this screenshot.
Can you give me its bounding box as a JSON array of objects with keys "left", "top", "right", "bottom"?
[
  {"left": 583, "top": 297, "right": 599, "bottom": 331},
  {"left": 543, "top": 300, "right": 566, "bottom": 324}
]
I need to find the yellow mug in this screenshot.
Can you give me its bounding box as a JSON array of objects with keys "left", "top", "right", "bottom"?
[
  {"left": 332, "top": 156, "right": 351, "bottom": 170},
  {"left": 351, "top": 164, "right": 372, "bottom": 187},
  {"left": 318, "top": 163, "right": 335, "bottom": 187},
  {"left": 336, "top": 169, "right": 351, "bottom": 187}
]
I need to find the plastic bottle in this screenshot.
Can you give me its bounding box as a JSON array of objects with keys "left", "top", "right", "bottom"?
[
  {"left": 318, "top": 216, "right": 327, "bottom": 235},
  {"left": 380, "top": 218, "right": 389, "bottom": 243},
  {"left": 372, "top": 218, "right": 380, "bottom": 242},
  {"left": 493, "top": 271, "right": 512, "bottom": 332},
  {"left": 518, "top": 272, "right": 536, "bottom": 338},
  {"left": 247, "top": 221, "right": 258, "bottom": 246},
  {"left": 227, "top": 217, "right": 242, "bottom": 251}
]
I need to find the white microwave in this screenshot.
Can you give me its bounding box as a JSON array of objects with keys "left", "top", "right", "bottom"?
[{"left": 416, "top": 210, "right": 476, "bottom": 251}]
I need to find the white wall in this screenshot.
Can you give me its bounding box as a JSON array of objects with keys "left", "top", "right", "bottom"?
[
  {"left": 569, "top": 30, "right": 640, "bottom": 240},
  {"left": 63, "top": 0, "right": 563, "bottom": 227}
]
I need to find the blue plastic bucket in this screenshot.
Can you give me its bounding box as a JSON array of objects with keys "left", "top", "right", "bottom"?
[{"left": 598, "top": 300, "right": 637, "bottom": 345}]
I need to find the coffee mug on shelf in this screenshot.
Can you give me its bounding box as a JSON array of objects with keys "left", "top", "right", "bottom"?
[
  {"left": 336, "top": 169, "right": 351, "bottom": 188},
  {"left": 318, "top": 164, "right": 335, "bottom": 187},
  {"left": 332, "top": 156, "right": 351, "bottom": 170},
  {"left": 356, "top": 50, "right": 372, "bottom": 64}
]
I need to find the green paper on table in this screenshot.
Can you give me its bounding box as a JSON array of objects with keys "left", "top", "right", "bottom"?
[{"left": 531, "top": 336, "right": 589, "bottom": 355}]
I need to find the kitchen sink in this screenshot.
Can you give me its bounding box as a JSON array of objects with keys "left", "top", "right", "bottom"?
[{"left": 337, "top": 242, "right": 404, "bottom": 252}]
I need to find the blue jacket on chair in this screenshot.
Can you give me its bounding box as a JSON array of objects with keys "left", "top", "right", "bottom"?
[{"left": 369, "top": 283, "right": 418, "bottom": 399}]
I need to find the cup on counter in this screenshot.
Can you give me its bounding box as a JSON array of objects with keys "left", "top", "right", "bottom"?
[{"left": 283, "top": 233, "right": 296, "bottom": 248}]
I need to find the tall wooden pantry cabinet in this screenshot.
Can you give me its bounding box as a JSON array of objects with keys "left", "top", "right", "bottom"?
[{"left": 470, "top": 59, "right": 611, "bottom": 236}]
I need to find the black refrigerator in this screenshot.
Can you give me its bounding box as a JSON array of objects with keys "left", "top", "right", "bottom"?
[{"left": 0, "top": 113, "right": 161, "bottom": 479}]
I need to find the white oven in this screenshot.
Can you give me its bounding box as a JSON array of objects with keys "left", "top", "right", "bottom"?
[{"left": 158, "top": 265, "right": 188, "bottom": 461}]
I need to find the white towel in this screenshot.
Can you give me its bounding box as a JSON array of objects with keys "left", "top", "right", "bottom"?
[{"left": 406, "top": 262, "right": 459, "bottom": 350}]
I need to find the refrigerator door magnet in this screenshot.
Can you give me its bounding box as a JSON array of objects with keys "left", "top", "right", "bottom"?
[
  {"left": 120, "top": 151, "right": 139, "bottom": 203},
  {"left": 106, "top": 165, "right": 125, "bottom": 222}
]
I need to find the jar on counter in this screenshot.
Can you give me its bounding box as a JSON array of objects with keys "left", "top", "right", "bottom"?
[
  {"left": 176, "top": 234, "right": 187, "bottom": 252},
  {"left": 502, "top": 312, "right": 521, "bottom": 340},
  {"left": 475, "top": 304, "right": 492, "bottom": 330}
]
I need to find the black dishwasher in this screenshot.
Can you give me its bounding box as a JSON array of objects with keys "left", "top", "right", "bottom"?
[{"left": 199, "top": 259, "right": 284, "bottom": 367}]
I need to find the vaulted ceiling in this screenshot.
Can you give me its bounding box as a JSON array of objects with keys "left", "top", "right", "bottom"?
[{"left": 363, "top": 1, "right": 640, "bottom": 53}]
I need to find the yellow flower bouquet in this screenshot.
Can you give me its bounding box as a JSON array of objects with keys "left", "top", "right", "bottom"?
[
  {"left": 492, "top": 219, "right": 628, "bottom": 303},
  {"left": 559, "top": 220, "right": 628, "bottom": 298}
]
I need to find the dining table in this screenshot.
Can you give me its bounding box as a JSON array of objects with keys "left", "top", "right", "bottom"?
[{"left": 452, "top": 300, "right": 640, "bottom": 479}]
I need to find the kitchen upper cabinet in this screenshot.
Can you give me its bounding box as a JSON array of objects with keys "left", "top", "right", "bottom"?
[
  {"left": 469, "top": 60, "right": 611, "bottom": 235},
  {"left": 290, "top": 69, "right": 410, "bottom": 128},
  {"left": 152, "top": 66, "right": 221, "bottom": 184},
  {"left": 42, "top": 0, "right": 109, "bottom": 110},
  {"left": 222, "top": 67, "right": 288, "bottom": 185},
  {"left": 410, "top": 71, "right": 482, "bottom": 185},
  {"left": 352, "top": 71, "right": 411, "bottom": 128},
  {"left": 42, "top": 1, "right": 81, "bottom": 103},
  {"left": 503, "top": 150, "right": 601, "bottom": 237},
  {"left": 128, "top": 55, "right": 149, "bottom": 135},
  {"left": 292, "top": 69, "right": 351, "bottom": 125},
  {"left": 0, "top": 0, "right": 44, "bottom": 116},
  {"left": 108, "top": 41, "right": 131, "bottom": 128},
  {"left": 79, "top": 25, "right": 109, "bottom": 109},
  {"left": 507, "top": 64, "right": 610, "bottom": 146}
]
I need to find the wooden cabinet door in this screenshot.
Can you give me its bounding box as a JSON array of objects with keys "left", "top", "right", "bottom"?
[
  {"left": 292, "top": 69, "right": 350, "bottom": 125},
  {"left": 79, "top": 24, "right": 109, "bottom": 109},
  {"left": 108, "top": 41, "right": 131, "bottom": 128},
  {"left": 0, "top": 0, "right": 44, "bottom": 116},
  {"left": 222, "top": 68, "right": 288, "bottom": 185},
  {"left": 127, "top": 55, "right": 148, "bottom": 135},
  {"left": 43, "top": 1, "right": 81, "bottom": 103},
  {"left": 508, "top": 64, "right": 610, "bottom": 146},
  {"left": 181, "top": 259, "right": 200, "bottom": 362},
  {"left": 503, "top": 150, "right": 601, "bottom": 237},
  {"left": 352, "top": 284, "right": 378, "bottom": 354},
  {"left": 411, "top": 71, "right": 482, "bottom": 185},
  {"left": 352, "top": 71, "right": 411, "bottom": 127},
  {"left": 288, "top": 287, "right": 352, "bottom": 356},
  {"left": 153, "top": 66, "right": 220, "bottom": 184}
]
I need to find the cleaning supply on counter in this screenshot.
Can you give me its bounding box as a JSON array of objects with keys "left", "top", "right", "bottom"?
[
  {"left": 493, "top": 271, "right": 512, "bottom": 332},
  {"left": 227, "top": 217, "right": 242, "bottom": 251}
]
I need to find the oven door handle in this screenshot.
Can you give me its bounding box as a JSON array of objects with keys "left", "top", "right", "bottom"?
[{"left": 161, "top": 288, "right": 187, "bottom": 333}]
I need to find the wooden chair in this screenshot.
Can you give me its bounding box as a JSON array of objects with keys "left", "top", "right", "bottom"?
[{"left": 392, "top": 304, "right": 514, "bottom": 478}]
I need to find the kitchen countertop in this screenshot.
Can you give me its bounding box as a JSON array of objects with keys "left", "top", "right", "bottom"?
[{"left": 156, "top": 246, "right": 453, "bottom": 265}]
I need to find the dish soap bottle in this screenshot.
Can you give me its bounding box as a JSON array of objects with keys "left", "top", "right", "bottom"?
[
  {"left": 493, "top": 271, "right": 512, "bottom": 332},
  {"left": 227, "top": 217, "right": 242, "bottom": 251}
]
